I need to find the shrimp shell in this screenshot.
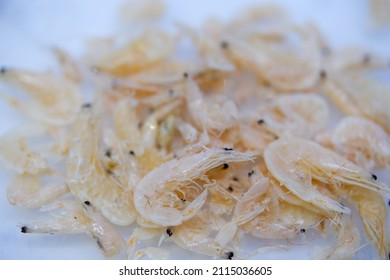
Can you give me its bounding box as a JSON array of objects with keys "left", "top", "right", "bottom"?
[
  {"left": 264, "top": 137, "right": 390, "bottom": 214},
  {"left": 324, "top": 71, "right": 390, "bottom": 132},
  {"left": 134, "top": 148, "right": 256, "bottom": 226},
  {"left": 331, "top": 116, "right": 390, "bottom": 170},
  {"left": 67, "top": 107, "right": 136, "bottom": 225},
  {"left": 260, "top": 94, "right": 329, "bottom": 138},
  {"left": 0, "top": 69, "right": 83, "bottom": 126}
]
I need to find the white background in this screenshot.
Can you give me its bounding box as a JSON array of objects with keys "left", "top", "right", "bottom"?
[{"left": 0, "top": 0, "right": 389, "bottom": 259}]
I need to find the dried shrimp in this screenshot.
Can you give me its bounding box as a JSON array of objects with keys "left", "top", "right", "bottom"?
[{"left": 0, "top": 2, "right": 389, "bottom": 260}]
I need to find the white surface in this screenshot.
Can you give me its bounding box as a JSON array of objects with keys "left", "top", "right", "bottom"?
[{"left": 0, "top": 0, "right": 389, "bottom": 260}]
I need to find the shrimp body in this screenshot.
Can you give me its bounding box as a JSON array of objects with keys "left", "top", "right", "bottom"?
[
  {"left": 7, "top": 173, "right": 69, "bottom": 208},
  {"left": 260, "top": 94, "right": 329, "bottom": 138},
  {"left": 331, "top": 116, "right": 390, "bottom": 169},
  {"left": 264, "top": 137, "right": 390, "bottom": 214},
  {"left": 242, "top": 201, "right": 322, "bottom": 239},
  {"left": 67, "top": 107, "right": 136, "bottom": 226},
  {"left": 134, "top": 148, "right": 256, "bottom": 226},
  {"left": 171, "top": 210, "right": 227, "bottom": 257},
  {"left": 21, "top": 200, "right": 126, "bottom": 258},
  {"left": 325, "top": 71, "right": 390, "bottom": 132},
  {"left": 0, "top": 69, "right": 82, "bottom": 125}
]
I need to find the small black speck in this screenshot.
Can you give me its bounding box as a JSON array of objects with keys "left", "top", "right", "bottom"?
[
  {"left": 226, "top": 251, "right": 234, "bottom": 260},
  {"left": 223, "top": 163, "right": 229, "bottom": 170},
  {"left": 0, "top": 67, "right": 6, "bottom": 74},
  {"left": 105, "top": 149, "right": 112, "bottom": 158},
  {"left": 74, "top": 217, "right": 77, "bottom": 220},
  {"left": 183, "top": 72, "right": 189, "bottom": 78},
  {"left": 248, "top": 170, "right": 255, "bottom": 177},
  {"left": 21, "top": 226, "right": 28, "bottom": 233},
  {"left": 84, "top": 201, "right": 92, "bottom": 207},
  {"left": 257, "top": 119, "right": 265, "bottom": 125},
  {"left": 363, "top": 53, "right": 371, "bottom": 64},
  {"left": 223, "top": 148, "right": 233, "bottom": 151},
  {"left": 371, "top": 173, "right": 377, "bottom": 181},
  {"left": 106, "top": 169, "right": 114, "bottom": 175},
  {"left": 82, "top": 103, "right": 92, "bottom": 109},
  {"left": 300, "top": 228, "right": 306, "bottom": 233},
  {"left": 227, "top": 186, "right": 234, "bottom": 192},
  {"left": 388, "top": 200, "right": 390, "bottom": 206},
  {"left": 320, "top": 70, "right": 327, "bottom": 79},
  {"left": 173, "top": 154, "right": 178, "bottom": 159},
  {"left": 166, "top": 228, "right": 173, "bottom": 237},
  {"left": 220, "top": 41, "right": 229, "bottom": 49},
  {"left": 274, "top": 136, "right": 279, "bottom": 140},
  {"left": 232, "top": 177, "right": 239, "bottom": 182},
  {"left": 181, "top": 198, "right": 186, "bottom": 203},
  {"left": 129, "top": 150, "right": 135, "bottom": 156}
]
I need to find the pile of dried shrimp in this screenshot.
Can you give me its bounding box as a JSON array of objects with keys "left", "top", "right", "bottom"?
[{"left": 1, "top": 2, "right": 390, "bottom": 259}]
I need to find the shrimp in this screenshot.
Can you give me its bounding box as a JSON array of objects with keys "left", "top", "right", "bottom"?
[
  {"left": 329, "top": 117, "right": 390, "bottom": 170},
  {"left": 95, "top": 30, "right": 175, "bottom": 77},
  {"left": 67, "top": 106, "right": 136, "bottom": 225},
  {"left": 170, "top": 209, "right": 228, "bottom": 258},
  {"left": 21, "top": 200, "right": 126, "bottom": 258},
  {"left": 184, "top": 78, "right": 238, "bottom": 134},
  {"left": 324, "top": 71, "right": 390, "bottom": 132},
  {"left": 133, "top": 147, "right": 256, "bottom": 226},
  {"left": 338, "top": 186, "right": 390, "bottom": 259},
  {"left": 258, "top": 94, "right": 329, "bottom": 139},
  {"left": 0, "top": 68, "right": 83, "bottom": 126},
  {"left": 225, "top": 25, "right": 322, "bottom": 91},
  {"left": 0, "top": 124, "right": 48, "bottom": 174},
  {"left": 264, "top": 137, "right": 390, "bottom": 214},
  {"left": 7, "top": 172, "right": 69, "bottom": 208},
  {"left": 242, "top": 200, "right": 323, "bottom": 239}
]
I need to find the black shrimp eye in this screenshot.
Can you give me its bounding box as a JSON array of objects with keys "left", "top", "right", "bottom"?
[
  {"left": 223, "top": 148, "right": 233, "bottom": 151},
  {"left": 166, "top": 228, "right": 173, "bottom": 237},
  {"left": 226, "top": 251, "right": 234, "bottom": 260},
  {"left": 21, "top": 226, "right": 28, "bottom": 233},
  {"left": 223, "top": 163, "right": 229, "bottom": 169},
  {"left": 82, "top": 103, "right": 92, "bottom": 109},
  {"left": 84, "top": 201, "right": 92, "bottom": 206},
  {"left": 300, "top": 228, "right": 306, "bottom": 233},
  {"left": 257, "top": 119, "right": 265, "bottom": 125},
  {"left": 371, "top": 173, "right": 377, "bottom": 181}
]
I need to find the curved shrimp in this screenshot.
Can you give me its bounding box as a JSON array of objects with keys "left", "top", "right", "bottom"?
[
  {"left": 330, "top": 116, "right": 390, "bottom": 170},
  {"left": 259, "top": 94, "right": 329, "bottom": 139},
  {"left": 7, "top": 172, "right": 69, "bottom": 208},
  {"left": 242, "top": 200, "right": 323, "bottom": 239},
  {"left": 170, "top": 209, "right": 229, "bottom": 258},
  {"left": 0, "top": 68, "right": 83, "bottom": 126},
  {"left": 21, "top": 200, "right": 126, "bottom": 258},
  {"left": 67, "top": 106, "right": 136, "bottom": 226},
  {"left": 134, "top": 147, "right": 256, "bottom": 226},
  {"left": 95, "top": 30, "right": 175, "bottom": 77},
  {"left": 324, "top": 71, "right": 390, "bottom": 132},
  {"left": 264, "top": 137, "right": 390, "bottom": 214},
  {"left": 184, "top": 78, "right": 238, "bottom": 135},
  {"left": 225, "top": 24, "right": 322, "bottom": 91}
]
